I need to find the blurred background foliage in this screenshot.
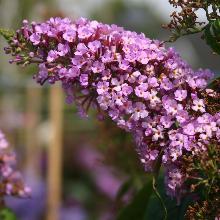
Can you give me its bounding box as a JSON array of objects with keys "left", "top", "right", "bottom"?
[{"left": 0, "top": 0, "right": 219, "bottom": 220}]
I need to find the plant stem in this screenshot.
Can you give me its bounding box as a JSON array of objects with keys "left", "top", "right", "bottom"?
[{"left": 152, "top": 152, "right": 168, "bottom": 220}]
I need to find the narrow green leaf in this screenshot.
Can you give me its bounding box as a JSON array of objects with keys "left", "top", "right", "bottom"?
[
  {"left": 204, "top": 21, "right": 220, "bottom": 55},
  {"left": 117, "top": 176, "right": 153, "bottom": 220},
  {"left": 144, "top": 173, "right": 192, "bottom": 220},
  {"left": 212, "top": 19, "right": 220, "bottom": 42}
]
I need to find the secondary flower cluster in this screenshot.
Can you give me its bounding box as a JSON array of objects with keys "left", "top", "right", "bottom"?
[
  {"left": 0, "top": 130, "right": 30, "bottom": 198},
  {"left": 3, "top": 17, "right": 219, "bottom": 200}
]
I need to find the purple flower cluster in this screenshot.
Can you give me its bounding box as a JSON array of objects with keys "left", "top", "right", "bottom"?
[
  {"left": 0, "top": 130, "right": 30, "bottom": 198},
  {"left": 4, "top": 17, "right": 219, "bottom": 200}
]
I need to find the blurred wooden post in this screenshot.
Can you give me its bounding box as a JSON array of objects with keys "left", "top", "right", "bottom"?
[
  {"left": 47, "top": 85, "right": 63, "bottom": 220},
  {"left": 25, "top": 84, "right": 42, "bottom": 175}
]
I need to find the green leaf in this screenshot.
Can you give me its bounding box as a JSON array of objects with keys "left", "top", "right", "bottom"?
[
  {"left": 117, "top": 176, "right": 153, "bottom": 220},
  {"left": 204, "top": 20, "right": 220, "bottom": 55},
  {"left": 0, "top": 208, "right": 17, "bottom": 220},
  {"left": 0, "top": 28, "right": 15, "bottom": 42},
  {"left": 144, "top": 173, "right": 192, "bottom": 220},
  {"left": 212, "top": 19, "right": 220, "bottom": 38}
]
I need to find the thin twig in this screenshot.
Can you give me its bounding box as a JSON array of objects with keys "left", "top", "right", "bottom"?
[{"left": 153, "top": 175, "right": 168, "bottom": 220}]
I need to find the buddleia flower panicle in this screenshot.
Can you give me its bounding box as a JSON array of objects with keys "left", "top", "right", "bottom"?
[{"left": 3, "top": 17, "right": 220, "bottom": 200}]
